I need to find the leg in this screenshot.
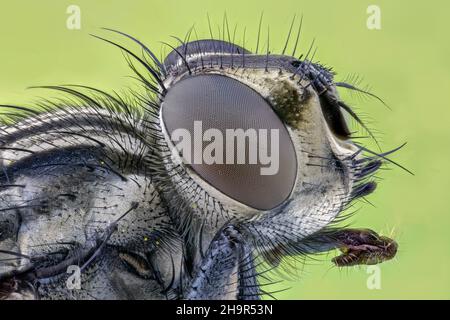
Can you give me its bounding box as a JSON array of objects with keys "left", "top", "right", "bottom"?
[{"left": 185, "top": 225, "right": 259, "bottom": 300}]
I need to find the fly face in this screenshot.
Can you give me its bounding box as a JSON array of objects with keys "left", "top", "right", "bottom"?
[
  {"left": 159, "top": 39, "right": 360, "bottom": 238},
  {"left": 152, "top": 38, "right": 399, "bottom": 299},
  {"left": 0, "top": 26, "right": 400, "bottom": 300}
]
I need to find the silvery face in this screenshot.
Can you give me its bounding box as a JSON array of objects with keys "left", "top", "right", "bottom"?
[
  {"left": 0, "top": 31, "right": 394, "bottom": 300},
  {"left": 158, "top": 40, "right": 362, "bottom": 247}
]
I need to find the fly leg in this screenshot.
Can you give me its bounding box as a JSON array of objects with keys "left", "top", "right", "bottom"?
[{"left": 185, "top": 225, "right": 259, "bottom": 300}]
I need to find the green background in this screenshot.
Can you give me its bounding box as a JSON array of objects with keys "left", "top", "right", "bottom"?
[{"left": 0, "top": 0, "right": 448, "bottom": 299}]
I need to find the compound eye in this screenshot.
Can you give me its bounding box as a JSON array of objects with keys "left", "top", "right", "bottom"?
[{"left": 161, "top": 74, "right": 297, "bottom": 210}]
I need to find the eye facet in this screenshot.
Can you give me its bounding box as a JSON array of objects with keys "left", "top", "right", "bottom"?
[{"left": 161, "top": 74, "right": 297, "bottom": 210}]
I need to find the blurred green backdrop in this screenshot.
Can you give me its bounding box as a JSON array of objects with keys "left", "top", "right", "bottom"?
[{"left": 0, "top": 0, "right": 448, "bottom": 299}]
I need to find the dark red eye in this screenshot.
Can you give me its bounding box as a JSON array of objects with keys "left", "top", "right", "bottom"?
[{"left": 161, "top": 74, "right": 297, "bottom": 210}]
